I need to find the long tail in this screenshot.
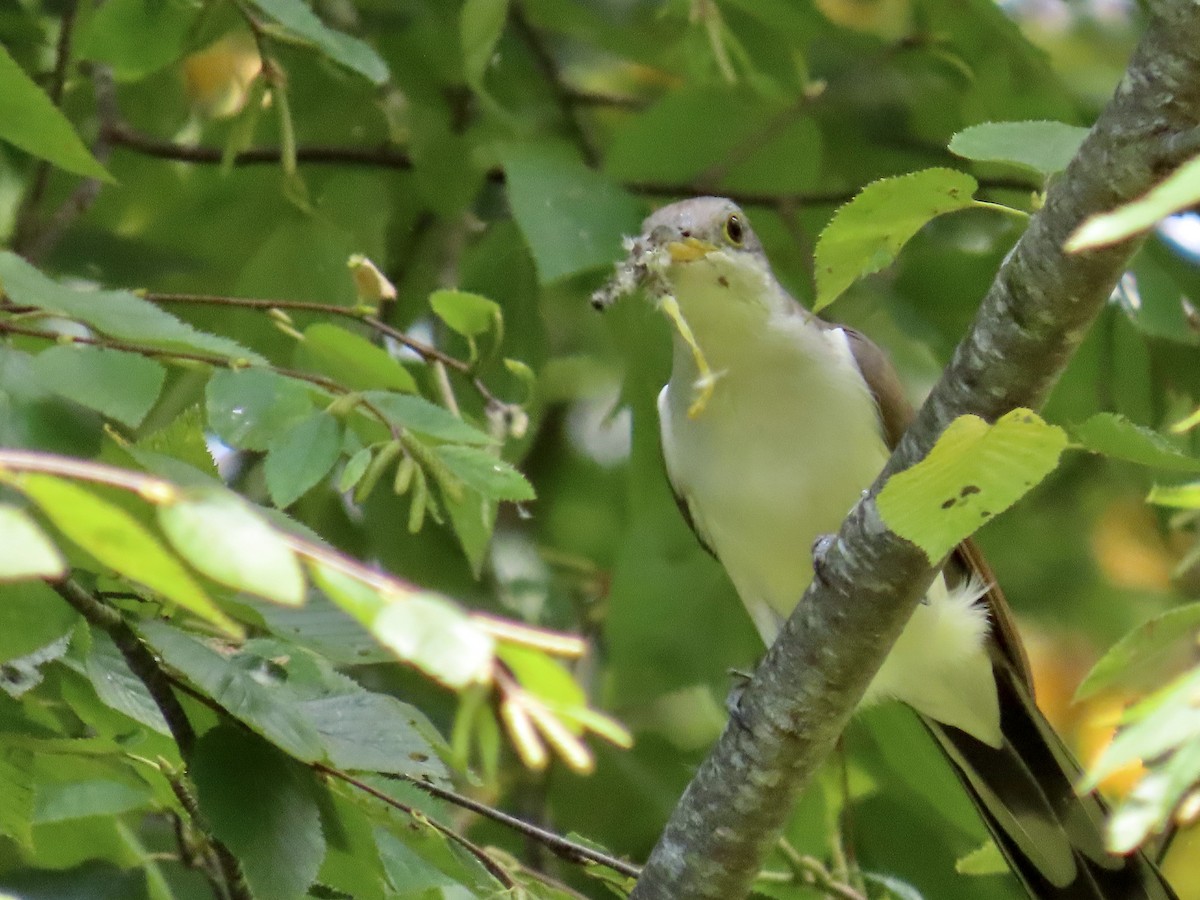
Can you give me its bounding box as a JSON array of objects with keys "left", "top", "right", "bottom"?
[{"left": 922, "top": 663, "right": 1177, "bottom": 900}]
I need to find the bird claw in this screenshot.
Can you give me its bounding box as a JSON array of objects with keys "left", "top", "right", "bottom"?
[
  {"left": 725, "top": 668, "right": 754, "bottom": 730},
  {"left": 811, "top": 533, "right": 836, "bottom": 586}
]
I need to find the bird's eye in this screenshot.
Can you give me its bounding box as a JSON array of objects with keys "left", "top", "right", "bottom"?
[{"left": 723, "top": 213, "right": 745, "bottom": 247}]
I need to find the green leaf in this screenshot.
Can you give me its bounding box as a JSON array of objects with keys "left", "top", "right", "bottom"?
[
  {"left": 861, "top": 872, "right": 926, "bottom": 900},
  {"left": 814, "top": 168, "right": 977, "bottom": 311},
  {"left": 1147, "top": 481, "right": 1200, "bottom": 509},
  {"left": 206, "top": 367, "right": 315, "bottom": 451},
  {"left": 76, "top": 0, "right": 199, "bottom": 80},
  {"left": 1067, "top": 154, "right": 1200, "bottom": 251},
  {"left": 296, "top": 323, "right": 417, "bottom": 393},
  {"left": 502, "top": 142, "right": 645, "bottom": 283},
  {"left": 0, "top": 582, "right": 77, "bottom": 664},
  {"left": 429, "top": 289, "right": 501, "bottom": 339},
  {"left": 251, "top": 592, "right": 391, "bottom": 666},
  {"left": 33, "top": 779, "right": 154, "bottom": 824},
  {"left": 0, "top": 252, "right": 263, "bottom": 362},
  {"left": 364, "top": 391, "right": 495, "bottom": 445},
  {"left": 374, "top": 828, "right": 460, "bottom": 893},
  {"left": 308, "top": 560, "right": 494, "bottom": 688},
  {"left": 265, "top": 412, "right": 343, "bottom": 508},
  {"left": 948, "top": 121, "right": 1088, "bottom": 176},
  {"left": 0, "top": 748, "right": 34, "bottom": 849},
  {"left": 84, "top": 631, "right": 171, "bottom": 734},
  {"left": 876, "top": 409, "right": 1068, "bottom": 562},
  {"left": 28, "top": 345, "right": 166, "bottom": 428},
  {"left": 191, "top": 725, "right": 326, "bottom": 900},
  {"left": 0, "top": 504, "right": 65, "bottom": 580},
  {"left": 442, "top": 489, "right": 496, "bottom": 576},
  {"left": 139, "top": 620, "right": 325, "bottom": 760},
  {"left": 0, "top": 45, "right": 113, "bottom": 181},
  {"left": 16, "top": 474, "right": 241, "bottom": 636},
  {"left": 316, "top": 789, "right": 386, "bottom": 900},
  {"left": 433, "top": 445, "right": 535, "bottom": 501},
  {"left": 158, "top": 489, "right": 306, "bottom": 605},
  {"left": 461, "top": 0, "right": 509, "bottom": 93},
  {"left": 246, "top": 0, "right": 388, "bottom": 84},
  {"left": 296, "top": 690, "right": 449, "bottom": 782},
  {"left": 954, "top": 839, "right": 1008, "bottom": 876},
  {"left": 338, "top": 446, "right": 373, "bottom": 492},
  {"left": 372, "top": 812, "right": 505, "bottom": 895},
  {"left": 136, "top": 405, "right": 219, "bottom": 478},
  {"left": 1077, "top": 603, "right": 1200, "bottom": 701},
  {"left": 1073, "top": 413, "right": 1200, "bottom": 472}
]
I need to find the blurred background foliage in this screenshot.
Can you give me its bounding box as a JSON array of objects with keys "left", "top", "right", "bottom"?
[{"left": 1, "top": 0, "right": 1199, "bottom": 898}]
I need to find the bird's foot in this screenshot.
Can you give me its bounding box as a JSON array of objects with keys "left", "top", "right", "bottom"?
[{"left": 725, "top": 668, "right": 754, "bottom": 731}]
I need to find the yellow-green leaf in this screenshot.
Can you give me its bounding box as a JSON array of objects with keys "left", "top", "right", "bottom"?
[
  {"left": 949, "top": 121, "right": 1087, "bottom": 177},
  {"left": 814, "top": 168, "right": 977, "bottom": 311},
  {"left": 0, "top": 505, "right": 64, "bottom": 581},
  {"left": 877, "top": 409, "right": 1068, "bottom": 562},
  {"left": 158, "top": 489, "right": 305, "bottom": 606},
  {"left": 1067, "top": 153, "right": 1200, "bottom": 251},
  {"left": 17, "top": 474, "right": 241, "bottom": 636},
  {"left": 1147, "top": 481, "right": 1200, "bottom": 509},
  {"left": 295, "top": 323, "right": 417, "bottom": 394},
  {"left": 0, "top": 45, "right": 113, "bottom": 181},
  {"left": 308, "top": 560, "right": 493, "bottom": 688}
]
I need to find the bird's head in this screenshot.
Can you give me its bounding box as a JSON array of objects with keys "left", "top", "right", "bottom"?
[{"left": 592, "top": 198, "right": 783, "bottom": 323}]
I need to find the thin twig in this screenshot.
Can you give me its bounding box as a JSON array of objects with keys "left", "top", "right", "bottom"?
[
  {"left": 140, "top": 291, "right": 471, "bottom": 373},
  {"left": 314, "top": 765, "right": 517, "bottom": 888},
  {"left": 511, "top": 4, "right": 598, "bottom": 167},
  {"left": 50, "top": 581, "right": 255, "bottom": 900},
  {"left": 54, "top": 578, "right": 195, "bottom": 753},
  {"left": 326, "top": 765, "right": 639, "bottom": 877},
  {"left": 0, "top": 318, "right": 398, "bottom": 438},
  {"left": 14, "top": 0, "right": 79, "bottom": 251},
  {"left": 775, "top": 840, "right": 866, "bottom": 900},
  {"left": 104, "top": 121, "right": 429, "bottom": 173},
  {"left": 21, "top": 63, "right": 117, "bottom": 263},
  {"left": 100, "top": 122, "right": 1040, "bottom": 208},
  {"left": 167, "top": 771, "right": 250, "bottom": 900}
]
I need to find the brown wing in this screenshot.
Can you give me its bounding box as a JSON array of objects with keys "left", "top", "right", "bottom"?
[{"left": 842, "top": 324, "right": 1035, "bottom": 692}]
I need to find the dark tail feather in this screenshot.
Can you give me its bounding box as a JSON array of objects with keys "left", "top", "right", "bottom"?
[{"left": 922, "top": 665, "right": 1177, "bottom": 900}]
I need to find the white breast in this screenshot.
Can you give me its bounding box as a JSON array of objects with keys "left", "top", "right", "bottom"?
[{"left": 657, "top": 294, "right": 1001, "bottom": 745}]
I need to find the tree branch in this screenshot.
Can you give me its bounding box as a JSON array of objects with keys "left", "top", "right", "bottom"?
[
  {"left": 52, "top": 579, "right": 252, "bottom": 900},
  {"left": 101, "top": 123, "right": 1039, "bottom": 208},
  {"left": 628, "top": 2, "right": 1200, "bottom": 897},
  {"left": 13, "top": 0, "right": 79, "bottom": 252},
  {"left": 18, "top": 64, "right": 116, "bottom": 264}
]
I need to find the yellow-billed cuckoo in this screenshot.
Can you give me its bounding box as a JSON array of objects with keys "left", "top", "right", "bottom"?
[{"left": 594, "top": 197, "right": 1176, "bottom": 900}]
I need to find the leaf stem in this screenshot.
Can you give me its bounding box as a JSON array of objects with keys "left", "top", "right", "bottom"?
[
  {"left": 970, "top": 199, "right": 1031, "bottom": 220},
  {"left": 317, "top": 763, "right": 640, "bottom": 880},
  {"left": 0, "top": 317, "right": 399, "bottom": 439}
]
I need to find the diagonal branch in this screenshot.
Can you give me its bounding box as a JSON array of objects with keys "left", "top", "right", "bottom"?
[{"left": 628, "top": 2, "right": 1200, "bottom": 897}]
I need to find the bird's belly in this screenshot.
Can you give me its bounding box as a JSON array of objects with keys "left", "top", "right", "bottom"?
[
  {"left": 658, "top": 369, "right": 1000, "bottom": 743},
  {"left": 660, "top": 369, "right": 888, "bottom": 635}
]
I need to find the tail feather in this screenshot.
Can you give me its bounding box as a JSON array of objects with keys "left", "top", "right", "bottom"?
[{"left": 922, "top": 665, "right": 1176, "bottom": 900}]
